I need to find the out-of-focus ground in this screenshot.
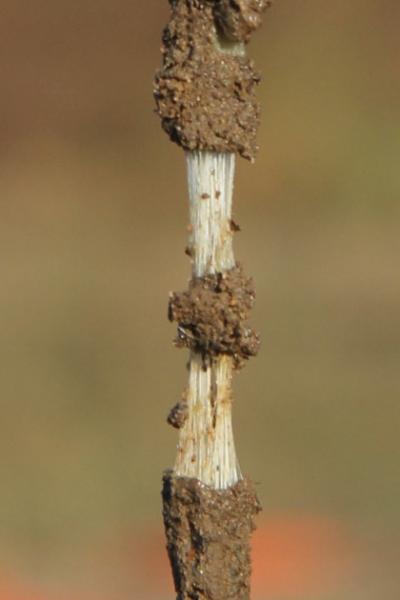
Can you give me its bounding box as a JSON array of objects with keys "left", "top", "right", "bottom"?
[{"left": 0, "top": 0, "right": 399, "bottom": 598}]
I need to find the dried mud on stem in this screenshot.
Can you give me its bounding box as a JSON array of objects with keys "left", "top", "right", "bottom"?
[
  {"left": 168, "top": 265, "right": 260, "bottom": 369},
  {"left": 154, "top": 0, "right": 271, "bottom": 160},
  {"left": 163, "top": 471, "right": 261, "bottom": 600}
]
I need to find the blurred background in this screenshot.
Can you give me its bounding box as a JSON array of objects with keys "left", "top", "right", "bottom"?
[{"left": 1, "top": 1, "right": 399, "bottom": 598}]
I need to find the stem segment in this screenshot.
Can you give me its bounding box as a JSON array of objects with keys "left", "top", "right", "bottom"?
[
  {"left": 174, "top": 151, "right": 240, "bottom": 490},
  {"left": 162, "top": 150, "right": 260, "bottom": 599}
]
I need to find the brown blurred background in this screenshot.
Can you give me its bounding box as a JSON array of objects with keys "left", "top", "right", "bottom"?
[{"left": 0, "top": 1, "right": 399, "bottom": 599}]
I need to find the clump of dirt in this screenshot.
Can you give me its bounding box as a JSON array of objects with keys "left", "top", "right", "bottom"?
[
  {"left": 214, "top": 0, "right": 272, "bottom": 43},
  {"left": 168, "top": 265, "right": 260, "bottom": 369},
  {"left": 154, "top": 0, "right": 264, "bottom": 160},
  {"left": 162, "top": 471, "right": 261, "bottom": 600},
  {"left": 167, "top": 398, "right": 189, "bottom": 429}
]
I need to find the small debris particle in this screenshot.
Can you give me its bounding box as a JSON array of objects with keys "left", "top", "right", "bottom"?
[
  {"left": 201, "top": 193, "right": 210, "bottom": 200},
  {"left": 185, "top": 245, "right": 194, "bottom": 258},
  {"left": 167, "top": 400, "right": 188, "bottom": 429},
  {"left": 215, "top": 0, "right": 272, "bottom": 43},
  {"left": 230, "top": 219, "right": 241, "bottom": 232},
  {"left": 215, "top": 190, "right": 221, "bottom": 199}
]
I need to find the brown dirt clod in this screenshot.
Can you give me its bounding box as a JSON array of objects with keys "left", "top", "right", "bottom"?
[
  {"left": 154, "top": 0, "right": 264, "bottom": 160},
  {"left": 162, "top": 471, "right": 261, "bottom": 600},
  {"left": 168, "top": 265, "right": 260, "bottom": 369},
  {"left": 167, "top": 400, "right": 189, "bottom": 429},
  {"left": 214, "top": 0, "right": 272, "bottom": 43}
]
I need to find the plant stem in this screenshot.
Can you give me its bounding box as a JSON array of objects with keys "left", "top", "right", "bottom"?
[
  {"left": 173, "top": 151, "right": 241, "bottom": 490},
  {"left": 155, "top": 2, "right": 273, "bottom": 596}
]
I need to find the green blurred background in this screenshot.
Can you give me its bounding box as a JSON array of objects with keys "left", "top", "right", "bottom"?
[{"left": 0, "top": 1, "right": 399, "bottom": 598}]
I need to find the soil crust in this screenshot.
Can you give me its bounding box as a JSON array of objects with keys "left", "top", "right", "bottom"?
[
  {"left": 154, "top": 0, "right": 269, "bottom": 160},
  {"left": 168, "top": 265, "right": 260, "bottom": 369},
  {"left": 162, "top": 471, "right": 261, "bottom": 600}
]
